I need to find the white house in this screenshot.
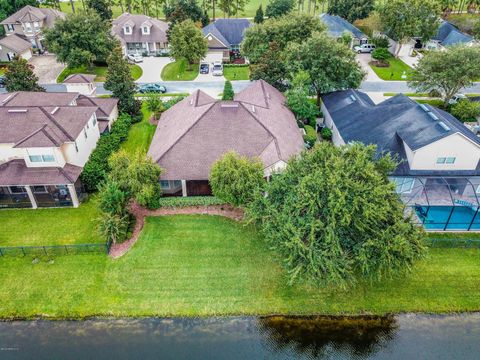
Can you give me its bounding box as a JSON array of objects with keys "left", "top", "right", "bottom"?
[
  {"left": 0, "top": 91, "right": 119, "bottom": 209},
  {"left": 321, "top": 90, "right": 480, "bottom": 231},
  {"left": 63, "top": 74, "right": 97, "bottom": 96}
]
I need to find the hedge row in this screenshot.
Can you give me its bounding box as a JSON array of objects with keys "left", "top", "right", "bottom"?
[
  {"left": 80, "top": 114, "right": 132, "bottom": 192},
  {"left": 157, "top": 196, "right": 226, "bottom": 208}
]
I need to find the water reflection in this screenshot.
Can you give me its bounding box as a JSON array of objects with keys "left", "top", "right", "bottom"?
[
  {"left": 0, "top": 314, "right": 480, "bottom": 360},
  {"left": 259, "top": 316, "right": 397, "bottom": 358}
]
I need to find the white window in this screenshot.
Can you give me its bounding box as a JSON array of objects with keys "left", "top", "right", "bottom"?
[
  {"left": 391, "top": 177, "right": 415, "bottom": 194},
  {"left": 124, "top": 26, "right": 131, "bottom": 35},
  {"left": 160, "top": 180, "right": 170, "bottom": 189},
  {"left": 142, "top": 26, "right": 150, "bottom": 34},
  {"left": 92, "top": 116, "right": 97, "bottom": 126},
  {"left": 25, "top": 22, "right": 32, "bottom": 32},
  {"left": 74, "top": 141, "right": 79, "bottom": 152},
  {"left": 6, "top": 24, "right": 14, "bottom": 32},
  {"left": 42, "top": 154, "right": 55, "bottom": 162},
  {"left": 33, "top": 21, "right": 39, "bottom": 29},
  {"left": 446, "top": 157, "right": 456, "bottom": 164},
  {"left": 29, "top": 155, "right": 43, "bottom": 162},
  {"left": 29, "top": 154, "right": 55, "bottom": 163},
  {"left": 84, "top": 128, "right": 88, "bottom": 139},
  {"left": 436, "top": 157, "right": 446, "bottom": 164}
]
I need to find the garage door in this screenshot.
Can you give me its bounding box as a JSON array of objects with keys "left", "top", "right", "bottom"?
[{"left": 203, "top": 51, "right": 223, "bottom": 64}]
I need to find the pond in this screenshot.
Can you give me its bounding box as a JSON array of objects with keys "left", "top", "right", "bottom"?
[{"left": 1, "top": 314, "right": 480, "bottom": 359}]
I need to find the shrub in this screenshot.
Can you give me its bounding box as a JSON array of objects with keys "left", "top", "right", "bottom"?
[
  {"left": 209, "top": 151, "right": 265, "bottom": 207},
  {"left": 157, "top": 196, "right": 226, "bottom": 208},
  {"left": 80, "top": 114, "right": 132, "bottom": 192},
  {"left": 321, "top": 127, "right": 333, "bottom": 141},
  {"left": 97, "top": 181, "right": 128, "bottom": 216},
  {"left": 222, "top": 80, "right": 234, "bottom": 100},
  {"left": 303, "top": 125, "right": 317, "bottom": 147},
  {"left": 371, "top": 36, "right": 390, "bottom": 49},
  {"left": 163, "top": 96, "right": 185, "bottom": 110},
  {"left": 98, "top": 212, "right": 129, "bottom": 244},
  {"left": 372, "top": 48, "right": 391, "bottom": 63},
  {"left": 451, "top": 100, "right": 480, "bottom": 122}
]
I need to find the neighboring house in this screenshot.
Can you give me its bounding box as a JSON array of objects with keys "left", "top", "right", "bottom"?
[
  {"left": 202, "top": 19, "right": 251, "bottom": 62},
  {"left": 112, "top": 13, "right": 168, "bottom": 55},
  {"left": 321, "top": 89, "right": 480, "bottom": 231},
  {"left": 63, "top": 74, "right": 97, "bottom": 96},
  {"left": 0, "top": 34, "right": 32, "bottom": 61},
  {"left": 426, "top": 20, "right": 475, "bottom": 50},
  {"left": 0, "top": 91, "right": 119, "bottom": 209},
  {"left": 319, "top": 13, "right": 368, "bottom": 48},
  {"left": 0, "top": 5, "right": 65, "bottom": 53},
  {"left": 147, "top": 80, "right": 304, "bottom": 196}
]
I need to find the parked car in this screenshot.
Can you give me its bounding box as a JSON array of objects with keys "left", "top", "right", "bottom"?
[
  {"left": 0, "top": 76, "right": 4, "bottom": 88},
  {"left": 138, "top": 83, "right": 167, "bottom": 94},
  {"left": 212, "top": 62, "right": 223, "bottom": 76},
  {"left": 448, "top": 93, "right": 468, "bottom": 105},
  {"left": 354, "top": 44, "right": 376, "bottom": 54},
  {"left": 200, "top": 63, "right": 209, "bottom": 74},
  {"left": 127, "top": 54, "right": 143, "bottom": 63}
]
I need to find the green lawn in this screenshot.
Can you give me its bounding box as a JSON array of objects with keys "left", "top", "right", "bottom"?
[
  {"left": 57, "top": 64, "right": 142, "bottom": 83},
  {"left": 1, "top": 214, "right": 480, "bottom": 318},
  {"left": 0, "top": 197, "right": 102, "bottom": 247},
  {"left": 120, "top": 103, "right": 156, "bottom": 155},
  {"left": 224, "top": 66, "right": 250, "bottom": 81},
  {"left": 161, "top": 59, "right": 199, "bottom": 81},
  {"left": 370, "top": 57, "right": 413, "bottom": 81}
]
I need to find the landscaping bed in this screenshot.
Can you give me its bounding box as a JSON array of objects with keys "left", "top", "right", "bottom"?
[
  {"left": 161, "top": 59, "right": 198, "bottom": 81},
  {"left": 369, "top": 57, "right": 413, "bottom": 81},
  {"left": 1, "top": 214, "right": 480, "bottom": 318}
]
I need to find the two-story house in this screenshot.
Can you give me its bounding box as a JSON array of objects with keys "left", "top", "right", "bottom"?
[
  {"left": 0, "top": 92, "right": 118, "bottom": 209},
  {"left": 112, "top": 13, "right": 169, "bottom": 56},
  {"left": 0, "top": 5, "right": 65, "bottom": 58},
  {"left": 321, "top": 90, "right": 480, "bottom": 231}
]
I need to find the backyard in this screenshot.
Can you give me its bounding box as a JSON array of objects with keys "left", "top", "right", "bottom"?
[
  {"left": 1, "top": 214, "right": 480, "bottom": 318},
  {"left": 223, "top": 66, "right": 250, "bottom": 81},
  {"left": 370, "top": 57, "right": 413, "bottom": 81},
  {"left": 120, "top": 103, "right": 156, "bottom": 155},
  {"left": 161, "top": 59, "right": 199, "bottom": 81},
  {"left": 57, "top": 64, "right": 142, "bottom": 83}
]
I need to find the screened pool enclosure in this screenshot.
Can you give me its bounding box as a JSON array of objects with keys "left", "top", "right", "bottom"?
[{"left": 392, "top": 177, "right": 480, "bottom": 231}]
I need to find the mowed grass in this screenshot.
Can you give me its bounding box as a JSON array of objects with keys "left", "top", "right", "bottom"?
[
  {"left": 370, "top": 57, "right": 413, "bottom": 81},
  {"left": 1, "top": 214, "right": 480, "bottom": 318},
  {"left": 120, "top": 103, "right": 156, "bottom": 155},
  {"left": 161, "top": 59, "right": 199, "bottom": 81},
  {"left": 224, "top": 66, "right": 250, "bottom": 81},
  {"left": 57, "top": 64, "right": 142, "bottom": 83},
  {"left": 0, "top": 197, "right": 102, "bottom": 247}
]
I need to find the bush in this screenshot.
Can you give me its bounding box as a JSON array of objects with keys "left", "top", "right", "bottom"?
[
  {"left": 97, "top": 181, "right": 128, "bottom": 216},
  {"left": 371, "top": 36, "right": 390, "bottom": 49},
  {"left": 321, "top": 127, "right": 333, "bottom": 141},
  {"left": 303, "top": 125, "right": 317, "bottom": 147},
  {"left": 163, "top": 96, "right": 185, "bottom": 110},
  {"left": 157, "top": 196, "right": 226, "bottom": 208},
  {"left": 451, "top": 100, "right": 480, "bottom": 122},
  {"left": 372, "top": 48, "right": 391, "bottom": 63},
  {"left": 222, "top": 80, "right": 234, "bottom": 100},
  {"left": 97, "top": 212, "right": 129, "bottom": 244},
  {"left": 80, "top": 114, "right": 132, "bottom": 192}
]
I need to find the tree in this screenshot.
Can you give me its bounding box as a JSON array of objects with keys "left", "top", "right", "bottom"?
[
  {"left": 451, "top": 100, "right": 480, "bottom": 122},
  {"left": 4, "top": 56, "right": 45, "bottom": 92},
  {"left": 378, "top": 0, "right": 440, "bottom": 57},
  {"left": 285, "top": 71, "right": 319, "bottom": 124},
  {"left": 254, "top": 5, "right": 264, "bottom": 23},
  {"left": 164, "top": 0, "right": 204, "bottom": 27},
  {"left": 408, "top": 45, "right": 480, "bottom": 106},
  {"left": 108, "top": 150, "right": 163, "bottom": 209},
  {"left": 98, "top": 181, "right": 128, "bottom": 216},
  {"left": 328, "top": 0, "right": 374, "bottom": 22},
  {"left": 222, "top": 80, "right": 234, "bottom": 100},
  {"left": 210, "top": 151, "right": 265, "bottom": 207},
  {"left": 371, "top": 47, "right": 391, "bottom": 64},
  {"left": 105, "top": 46, "right": 141, "bottom": 116},
  {"left": 265, "top": 0, "right": 295, "bottom": 18},
  {"left": 44, "top": 12, "right": 116, "bottom": 68},
  {"left": 250, "top": 42, "right": 288, "bottom": 91},
  {"left": 145, "top": 93, "right": 164, "bottom": 120},
  {"left": 247, "top": 142, "right": 426, "bottom": 287},
  {"left": 87, "top": 0, "right": 113, "bottom": 21},
  {"left": 286, "top": 32, "right": 365, "bottom": 105},
  {"left": 169, "top": 19, "right": 208, "bottom": 70},
  {"left": 242, "top": 13, "right": 325, "bottom": 63},
  {"left": 473, "top": 20, "right": 480, "bottom": 40},
  {"left": 218, "top": 0, "right": 247, "bottom": 17},
  {"left": 437, "top": 0, "right": 459, "bottom": 17}
]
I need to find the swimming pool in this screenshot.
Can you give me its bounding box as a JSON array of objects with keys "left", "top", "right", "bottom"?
[{"left": 415, "top": 206, "right": 480, "bottom": 230}]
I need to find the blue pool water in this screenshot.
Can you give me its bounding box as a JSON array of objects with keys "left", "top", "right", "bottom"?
[{"left": 415, "top": 206, "right": 480, "bottom": 230}]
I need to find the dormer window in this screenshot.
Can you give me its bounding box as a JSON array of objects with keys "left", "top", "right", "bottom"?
[
  {"left": 25, "top": 22, "right": 32, "bottom": 32},
  {"left": 6, "top": 24, "right": 14, "bottom": 32},
  {"left": 33, "top": 21, "right": 39, "bottom": 29},
  {"left": 124, "top": 26, "right": 132, "bottom": 35},
  {"left": 142, "top": 26, "right": 150, "bottom": 35}
]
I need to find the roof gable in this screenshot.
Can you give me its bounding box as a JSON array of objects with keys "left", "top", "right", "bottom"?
[
  {"left": 202, "top": 19, "right": 251, "bottom": 46},
  {"left": 320, "top": 13, "right": 366, "bottom": 39}
]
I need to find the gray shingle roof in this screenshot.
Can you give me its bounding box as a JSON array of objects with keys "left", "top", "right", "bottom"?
[
  {"left": 319, "top": 13, "right": 366, "bottom": 39},
  {"left": 0, "top": 5, "right": 65, "bottom": 28},
  {"left": 112, "top": 13, "right": 168, "bottom": 45},
  {"left": 147, "top": 80, "right": 304, "bottom": 180},
  {"left": 322, "top": 90, "right": 480, "bottom": 176},
  {"left": 202, "top": 19, "right": 251, "bottom": 47},
  {"left": 433, "top": 20, "right": 473, "bottom": 46}
]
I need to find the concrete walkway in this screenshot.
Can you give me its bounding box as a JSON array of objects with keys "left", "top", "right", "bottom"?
[{"left": 356, "top": 53, "right": 381, "bottom": 81}]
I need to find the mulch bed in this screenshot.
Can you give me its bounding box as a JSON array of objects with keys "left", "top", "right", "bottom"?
[{"left": 108, "top": 202, "right": 244, "bottom": 259}]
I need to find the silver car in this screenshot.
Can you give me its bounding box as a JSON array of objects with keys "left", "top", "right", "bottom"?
[
  {"left": 127, "top": 54, "right": 143, "bottom": 63},
  {"left": 354, "top": 44, "right": 376, "bottom": 54},
  {"left": 212, "top": 62, "right": 223, "bottom": 76}
]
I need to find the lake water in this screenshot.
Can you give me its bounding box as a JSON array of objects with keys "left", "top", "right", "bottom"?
[{"left": 1, "top": 314, "right": 480, "bottom": 359}]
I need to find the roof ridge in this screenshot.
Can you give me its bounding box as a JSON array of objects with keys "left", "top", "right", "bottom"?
[
  {"left": 13, "top": 124, "right": 48, "bottom": 147},
  {"left": 59, "top": 166, "right": 75, "bottom": 183},
  {"left": 1, "top": 92, "right": 19, "bottom": 106},
  {"left": 38, "top": 107, "right": 75, "bottom": 141}
]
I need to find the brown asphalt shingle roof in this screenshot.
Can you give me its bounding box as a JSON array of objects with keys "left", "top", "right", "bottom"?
[
  {"left": 0, "top": 5, "right": 65, "bottom": 27},
  {"left": 0, "top": 159, "right": 82, "bottom": 186},
  {"left": 112, "top": 13, "right": 168, "bottom": 45},
  {"left": 0, "top": 92, "right": 78, "bottom": 107},
  {"left": 76, "top": 95, "right": 118, "bottom": 119},
  {"left": 147, "top": 80, "right": 304, "bottom": 180},
  {"left": 0, "top": 34, "right": 31, "bottom": 53},
  {"left": 63, "top": 74, "right": 96, "bottom": 84}
]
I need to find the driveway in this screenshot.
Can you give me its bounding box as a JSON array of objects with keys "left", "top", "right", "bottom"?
[
  {"left": 136, "top": 57, "right": 173, "bottom": 83},
  {"left": 356, "top": 53, "right": 381, "bottom": 81},
  {"left": 195, "top": 52, "right": 226, "bottom": 83},
  {"left": 29, "top": 55, "right": 65, "bottom": 84}
]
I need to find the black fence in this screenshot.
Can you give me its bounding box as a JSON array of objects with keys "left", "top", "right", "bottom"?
[
  {"left": 0, "top": 241, "right": 112, "bottom": 258},
  {"left": 427, "top": 238, "right": 480, "bottom": 248}
]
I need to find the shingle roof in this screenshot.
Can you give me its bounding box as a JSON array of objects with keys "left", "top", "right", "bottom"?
[
  {"left": 76, "top": 95, "right": 118, "bottom": 119},
  {"left": 202, "top": 19, "right": 251, "bottom": 47},
  {"left": 0, "top": 159, "right": 82, "bottom": 186},
  {"left": 112, "top": 13, "right": 168, "bottom": 45},
  {"left": 147, "top": 80, "right": 304, "bottom": 180},
  {"left": 0, "top": 92, "right": 79, "bottom": 107},
  {"left": 63, "top": 74, "right": 96, "bottom": 84},
  {"left": 0, "top": 34, "right": 31, "bottom": 53},
  {"left": 322, "top": 90, "right": 480, "bottom": 176},
  {"left": 0, "top": 5, "right": 65, "bottom": 27},
  {"left": 433, "top": 20, "right": 473, "bottom": 46},
  {"left": 319, "top": 13, "right": 366, "bottom": 39}
]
